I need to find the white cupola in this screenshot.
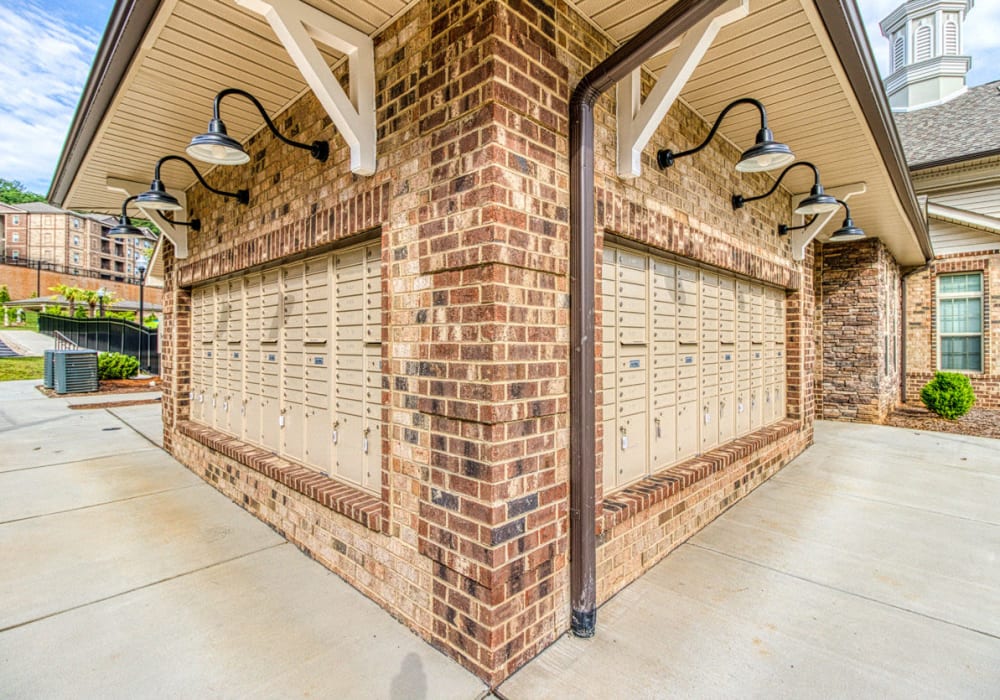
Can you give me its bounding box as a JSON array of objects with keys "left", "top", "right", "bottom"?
[{"left": 879, "top": 0, "right": 973, "bottom": 112}]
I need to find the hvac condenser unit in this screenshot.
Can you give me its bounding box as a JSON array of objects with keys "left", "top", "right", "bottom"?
[
  {"left": 54, "top": 350, "right": 99, "bottom": 394},
  {"left": 43, "top": 349, "right": 55, "bottom": 389}
]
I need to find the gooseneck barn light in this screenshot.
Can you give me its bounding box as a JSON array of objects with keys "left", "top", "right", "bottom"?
[
  {"left": 657, "top": 97, "right": 795, "bottom": 173},
  {"left": 188, "top": 88, "right": 329, "bottom": 166},
  {"left": 732, "top": 161, "right": 840, "bottom": 215},
  {"left": 108, "top": 196, "right": 145, "bottom": 238},
  {"left": 137, "top": 155, "right": 249, "bottom": 211},
  {"left": 829, "top": 199, "right": 866, "bottom": 241}
]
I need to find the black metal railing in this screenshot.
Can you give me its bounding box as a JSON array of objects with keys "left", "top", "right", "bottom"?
[
  {"left": 38, "top": 314, "right": 159, "bottom": 374},
  {"left": 1, "top": 254, "right": 143, "bottom": 285}
]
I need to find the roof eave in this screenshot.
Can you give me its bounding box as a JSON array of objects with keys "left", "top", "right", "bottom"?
[
  {"left": 813, "top": 0, "right": 934, "bottom": 264},
  {"left": 910, "top": 147, "right": 1000, "bottom": 172},
  {"left": 47, "top": 0, "right": 162, "bottom": 208}
]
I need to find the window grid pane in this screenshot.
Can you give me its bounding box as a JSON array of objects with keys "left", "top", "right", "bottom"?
[
  {"left": 938, "top": 273, "right": 983, "bottom": 372},
  {"left": 941, "top": 337, "right": 982, "bottom": 371},
  {"left": 940, "top": 273, "right": 982, "bottom": 294}
]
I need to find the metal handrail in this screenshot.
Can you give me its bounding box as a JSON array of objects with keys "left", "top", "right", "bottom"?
[
  {"left": 52, "top": 331, "right": 80, "bottom": 350},
  {"left": 38, "top": 314, "right": 159, "bottom": 374}
]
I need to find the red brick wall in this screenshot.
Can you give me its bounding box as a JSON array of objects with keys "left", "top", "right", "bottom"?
[
  {"left": 0, "top": 263, "right": 162, "bottom": 308},
  {"left": 819, "top": 239, "right": 902, "bottom": 422},
  {"left": 904, "top": 251, "right": 1000, "bottom": 408},
  {"left": 156, "top": 0, "right": 816, "bottom": 684}
]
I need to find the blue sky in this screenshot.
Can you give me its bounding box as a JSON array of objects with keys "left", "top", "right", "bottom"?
[
  {"left": 0, "top": 0, "right": 112, "bottom": 196},
  {"left": 0, "top": 0, "right": 997, "bottom": 198}
]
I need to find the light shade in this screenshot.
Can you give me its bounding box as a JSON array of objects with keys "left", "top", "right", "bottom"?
[
  {"left": 108, "top": 220, "right": 145, "bottom": 238},
  {"left": 829, "top": 217, "right": 865, "bottom": 241},
  {"left": 794, "top": 184, "right": 840, "bottom": 215},
  {"left": 187, "top": 118, "right": 250, "bottom": 165},
  {"left": 735, "top": 128, "right": 796, "bottom": 173},
  {"left": 136, "top": 178, "right": 183, "bottom": 212}
]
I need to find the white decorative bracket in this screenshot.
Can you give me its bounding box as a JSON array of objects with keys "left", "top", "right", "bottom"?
[
  {"left": 616, "top": 0, "right": 748, "bottom": 178},
  {"left": 107, "top": 177, "right": 189, "bottom": 259},
  {"left": 237, "top": 0, "right": 376, "bottom": 176},
  {"left": 788, "top": 182, "right": 867, "bottom": 261}
]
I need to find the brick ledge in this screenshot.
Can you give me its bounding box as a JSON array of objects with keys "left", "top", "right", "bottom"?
[
  {"left": 176, "top": 421, "right": 383, "bottom": 532},
  {"left": 600, "top": 419, "right": 800, "bottom": 535}
]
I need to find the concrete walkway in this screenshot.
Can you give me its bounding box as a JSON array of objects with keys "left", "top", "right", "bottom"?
[
  {"left": 3, "top": 379, "right": 998, "bottom": 698},
  {"left": 0, "top": 329, "right": 54, "bottom": 356},
  {"left": 0, "top": 381, "right": 489, "bottom": 699},
  {"left": 501, "top": 421, "right": 1000, "bottom": 698}
]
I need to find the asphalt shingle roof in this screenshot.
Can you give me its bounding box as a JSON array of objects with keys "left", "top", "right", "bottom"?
[{"left": 894, "top": 80, "right": 1000, "bottom": 167}]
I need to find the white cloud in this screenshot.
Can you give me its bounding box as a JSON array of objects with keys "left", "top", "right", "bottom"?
[
  {"left": 0, "top": 1, "right": 98, "bottom": 196},
  {"left": 857, "top": 0, "right": 1000, "bottom": 86}
]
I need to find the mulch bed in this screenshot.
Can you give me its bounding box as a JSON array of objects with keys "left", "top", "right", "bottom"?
[
  {"left": 884, "top": 404, "right": 1000, "bottom": 440},
  {"left": 36, "top": 377, "right": 161, "bottom": 399}
]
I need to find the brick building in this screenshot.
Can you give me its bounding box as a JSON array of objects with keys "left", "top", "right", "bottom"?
[
  {"left": 50, "top": 0, "right": 931, "bottom": 685},
  {"left": 0, "top": 201, "right": 154, "bottom": 282}
]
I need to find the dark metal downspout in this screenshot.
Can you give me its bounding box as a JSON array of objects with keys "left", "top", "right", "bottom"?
[{"left": 569, "top": 0, "right": 727, "bottom": 637}]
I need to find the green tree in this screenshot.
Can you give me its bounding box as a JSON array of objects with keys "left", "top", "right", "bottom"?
[
  {"left": 49, "top": 284, "right": 85, "bottom": 317},
  {"left": 0, "top": 178, "right": 46, "bottom": 204}
]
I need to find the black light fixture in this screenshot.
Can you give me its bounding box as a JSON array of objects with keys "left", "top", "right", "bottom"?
[
  {"left": 828, "top": 199, "right": 866, "bottom": 242},
  {"left": 109, "top": 196, "right": 145, "bottom": 238},
  {"left": 188, "top": 88, "right": 329, "bottom": 166},
  {"left": 657, "top": 98, "right": 795, "bottom": 173},
  {"left": 137, "top": 155, "right": 249, "bottom": 211},
  {"left": 732, "top": 161, "right": 840, "bottom": 215}
]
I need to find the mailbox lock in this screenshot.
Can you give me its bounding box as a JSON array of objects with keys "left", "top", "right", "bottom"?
[
  {"left": 654, "top": 417, "right": 661, "bottom": 439},
  {"left": 332, "top": 420, "right": 339, "bottom": 445},
  {"left": 620, "top": 425, "right": 628, "bottom": 451},
  {"left": 363, "top": 426, "right": 371, "bottom": 454}
]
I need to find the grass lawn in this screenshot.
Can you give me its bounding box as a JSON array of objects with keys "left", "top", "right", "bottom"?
[{"left": 0, "top": 357, "right": 44, "bottom": 381}]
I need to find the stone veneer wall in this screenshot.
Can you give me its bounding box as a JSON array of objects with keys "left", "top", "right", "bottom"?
[
  {"left": 904, "top": 251, "right": 1000, "bottom": 408},
  {"left": 157, "top": 0, "right": 816, "bottom": 685},
  {"left": 819, "top": 239, "right": 902, "bottom": 422}
]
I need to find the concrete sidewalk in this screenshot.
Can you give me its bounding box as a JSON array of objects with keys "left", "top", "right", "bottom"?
[
  {"left": 501, "top": 421, "right": 1000, "bottom": 698},
  {"left": 0, "top": 329, "right": 54, "bottom": 357},
  {"left": 4, "top": 378, "right": 999, "bottom": 697},
  {"left": 0, "top": 380, "right": 488, "bottom": 699}
]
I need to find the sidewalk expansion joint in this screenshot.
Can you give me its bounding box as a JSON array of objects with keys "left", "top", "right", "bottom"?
[
  {"left": 685, "top": 542, "right": 1000, "bottom": 642},
  {"left": 0, "top": 484, "right": 202, "bottom": 525},
  {"left": 0, "top": 542, "right": 288, "bottom": 635}
]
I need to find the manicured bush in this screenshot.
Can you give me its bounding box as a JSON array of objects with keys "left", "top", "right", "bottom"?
[
  {"left": 98, "top": 352, "right": 140, "bottom": 380},
  {"left": 920, "top": 371, "right": 976, "bottom": 420}
]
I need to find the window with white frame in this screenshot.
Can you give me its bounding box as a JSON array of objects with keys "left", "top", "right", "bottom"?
[
  {"left": 11, "top": 215, "right": 18, "bottom": 224},
  {"left": 73, "top": 235, "right": 80, "bottom": 246},
  {"left": 11, "top": 232, "right": 18, "bottom": 242},
  {"left": 938, "top": 273, "right": 983, "bottom": 371}
]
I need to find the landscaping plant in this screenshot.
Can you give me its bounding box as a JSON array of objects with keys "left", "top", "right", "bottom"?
[
  {"left": 920, "top": 371, "right": 976, "bottom": 420},
  {"left": 97, "top": 352, "right": 140, "bottom": 380}
]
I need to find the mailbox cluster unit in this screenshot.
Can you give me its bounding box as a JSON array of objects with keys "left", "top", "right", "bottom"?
[
  {"left": 602, "top": 244, "right": 786, "bottom": 492},
  {"left": 190, "top": 240, "right": 383, "bottom": 492}
]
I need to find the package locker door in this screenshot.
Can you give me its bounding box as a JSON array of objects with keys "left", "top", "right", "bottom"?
[
  {"left": 736, "top": 281, "right": 752, "bottom": 436},
  {"left": 304, "top": 256, "right": 333, "bottom": 474},
  {"left": 211, "top": 282, "right": 228, "bottom": 430},
  {"left": 676, "top": 265, "right": 699, "bottom": 461},
  {"left": 243, "top": 274, "right": 263, "bottom": 445},
  {"left": 362, "top": 243, "right": 383, "bottom": 491},
  {"left": 601, "top": 249, "right": 618, "bottom": 493},
  {"left": 260, "top": 270, "right": 282, "bottom": 452},
  {"left": 614, "top": 250, "right": 648, "bottom": 487},
  {"left": 750, "top": 283, "right": 765, "bottom": 430},
  {"left": 190, "top": 286, "right": 207, "bottom": 423},
  {"left": 650, "top": 260, "right": 676, "bottom": 471},
  {"left": 717, "top": 277, "right": 736, "bottom": 444},
  {"left": 225, "top": 278, "right": 244, "bottom": 437},
  {"left": 281, "top": 264, "right": 306, "bottom": 463},
  {"left": 334, "top": 247, "right": 367, "bottom": 488},
  {"left": 700, "top": 271, "right": 719, "bottom": 452}
]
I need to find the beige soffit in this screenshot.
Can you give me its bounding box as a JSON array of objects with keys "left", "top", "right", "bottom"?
[
  {"left": 927, "top": 202, "right": 1000, "bottom": 236},
  {"left": 56, "top": 0, "right": 925, "bottom": 264}
]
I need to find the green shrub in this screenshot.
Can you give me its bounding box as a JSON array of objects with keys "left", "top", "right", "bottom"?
[
  {"left": 920, "top": 371, "right": 976, "bottom": 420},
  {"left": 0, "top": 284, "right": 9, "bottom": 304},
  {"left": 98, "top": 352, "right": 140, "bottom": 380}
]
